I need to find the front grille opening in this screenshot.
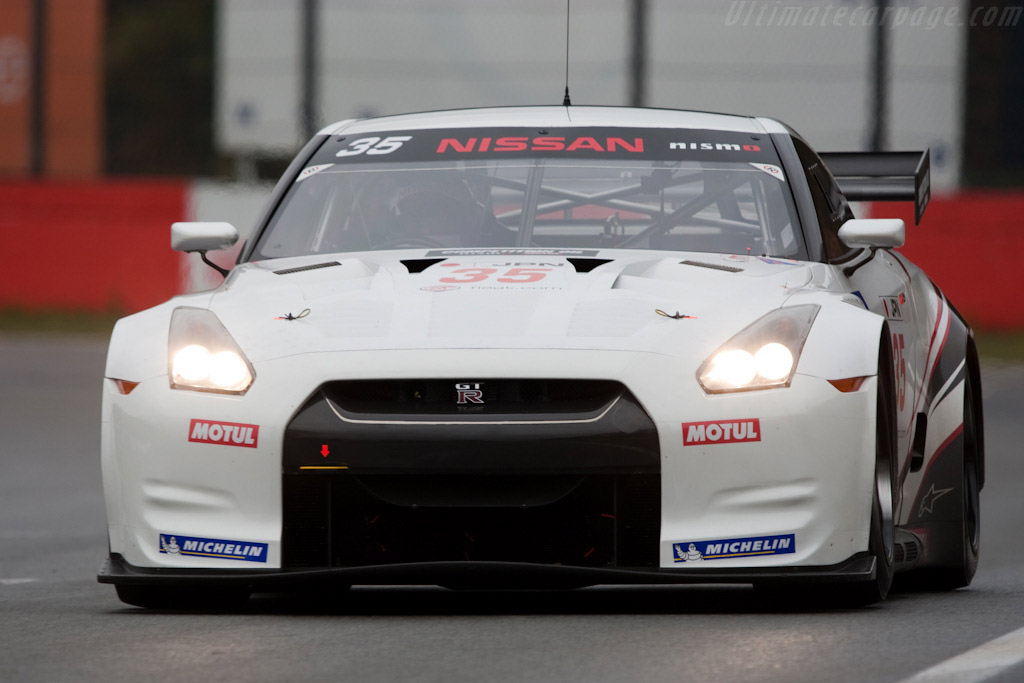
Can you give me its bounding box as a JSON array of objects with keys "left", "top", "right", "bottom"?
[
  {"left": 283, "top": 473, "right": 660, "bottom": 570},
  {"left": 323, "top": 379, "right": 623, "bottom": 416}
]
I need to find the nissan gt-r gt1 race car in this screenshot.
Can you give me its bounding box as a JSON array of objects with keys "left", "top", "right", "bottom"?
[{"left": 98, "top": 106, "right": 983, "bottom": 608}]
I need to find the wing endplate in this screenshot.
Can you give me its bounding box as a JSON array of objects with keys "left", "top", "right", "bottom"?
[{"left": 821, "top": 150, "right": 930, "bottom": 225}]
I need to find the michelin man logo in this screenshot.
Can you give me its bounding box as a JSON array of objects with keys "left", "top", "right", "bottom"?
[
  {"left": 674, "top": 543, "right": 704, "bottom": 562},
  {"left": 160, "top": 535, "right": 181, "bottom": 554}
]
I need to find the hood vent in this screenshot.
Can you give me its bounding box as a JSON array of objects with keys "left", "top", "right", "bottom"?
[
  {"left": 680, "top": 260, "right": 743, "bottom": 273},
  {"left": 401, "top": 258, "right": 446, "bottom": 274},
  {"left": 567, "top": 258, "right": 613, "bottom": 273},
  {"left": 274, "top": 261, "right": 341, "bottom": 275}
]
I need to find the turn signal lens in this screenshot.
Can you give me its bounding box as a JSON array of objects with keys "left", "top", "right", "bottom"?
[
  {"left": 828, "top": 377, "right": 867, "bottom": 393},
  {"left": 112, "top": 379, "right": 140, "bottom": 395}
]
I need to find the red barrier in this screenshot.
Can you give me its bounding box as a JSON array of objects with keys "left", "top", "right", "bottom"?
[
  {"left": 0, "top": 182, "right": 1021, "bottom": 329},
  {"left": 0, "top": 181, "right": 187, "bottom": 314},
  {"left": 871, "top": 193, "right": 1024, "bottom": 330}
]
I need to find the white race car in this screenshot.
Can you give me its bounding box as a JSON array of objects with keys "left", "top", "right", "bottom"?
[{"left": 99, "top": 106, "right": 982, "bottom": 608}]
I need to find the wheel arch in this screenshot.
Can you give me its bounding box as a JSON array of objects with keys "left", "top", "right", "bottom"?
[{"left": 797, "top": 301, "right": 886, "bottom": 381}]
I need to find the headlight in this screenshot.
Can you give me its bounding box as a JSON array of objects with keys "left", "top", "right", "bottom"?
[
  {"left": 168, "top": 307, "right": 254, "bottom": 394},
  {"left": 697, "top": 304, "right": 819, "bottom": 393}
]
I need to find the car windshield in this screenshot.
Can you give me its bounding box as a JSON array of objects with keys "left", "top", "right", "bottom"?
[{"left": 250, "top": 127, "right": 805, "bottom": 260}]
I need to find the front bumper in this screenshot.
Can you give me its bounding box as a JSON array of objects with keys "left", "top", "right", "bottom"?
[{"left": 101, "top": 348, "right": 877, "bottom": 579}]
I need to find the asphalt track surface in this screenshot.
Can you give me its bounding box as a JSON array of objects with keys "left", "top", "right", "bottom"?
[{"left": 2, "top": 334, "right": 1024, "bottom": 683}]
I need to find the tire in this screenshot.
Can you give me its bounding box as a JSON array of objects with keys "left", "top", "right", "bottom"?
[
  {"left": 917, "top": 368, "right": 981, "bottom": 590},
  {"left": 115, "top": 584, "right": 250, "bottom": 610},
  {"left": 833, "top": 337, "right": 897, "bottom": 606}
]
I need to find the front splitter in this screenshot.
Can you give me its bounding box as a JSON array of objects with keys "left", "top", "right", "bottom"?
[{"left": 98, "top": 552, "right": 876, "bottom": 589}]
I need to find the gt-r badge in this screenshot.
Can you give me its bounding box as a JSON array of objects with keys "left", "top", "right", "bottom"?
[
  {"left": 672, "top": 534, "right": 795, "bottom": 562},
  {"left": 456, "top": 382, "right": 484, "bottom": 404},
  {"left": 188, "top": 419, "right": 259, "bottom": 448},
  {"left": 682, "top": 419, "right": 760, "bottom": 445}
]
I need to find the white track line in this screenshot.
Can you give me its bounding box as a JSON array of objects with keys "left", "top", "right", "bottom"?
[
  {"left": 0, "top": 578, "right": 38, "bottom": 585},
  {"left": 898, "top": 626, "right": 1024, "bottom": 683}
]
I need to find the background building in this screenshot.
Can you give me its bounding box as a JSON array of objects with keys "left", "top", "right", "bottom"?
[
  {"left": 216, "top": 0, "right": 967, "bottom": 191},
  {"left": 0, "top": 0, "right": 1022, "bottom": 326}
]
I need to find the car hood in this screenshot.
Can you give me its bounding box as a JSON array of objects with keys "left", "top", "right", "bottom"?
[{"left": 208, "top": 250, "right": 817, "bottom": 363}]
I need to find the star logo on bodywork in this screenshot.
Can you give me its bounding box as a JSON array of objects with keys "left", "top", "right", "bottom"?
[{"left": 918, "top": 484, "right": 954, "bottom": 516}]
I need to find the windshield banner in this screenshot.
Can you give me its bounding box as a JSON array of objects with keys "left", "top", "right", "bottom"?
[{"left": 315, "top": 128, "right": 781, "bottom": 165}]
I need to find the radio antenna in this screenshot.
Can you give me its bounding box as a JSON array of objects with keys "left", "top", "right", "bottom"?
[{"left": 563, "top": 0, "right": 572, "bottom": 106}]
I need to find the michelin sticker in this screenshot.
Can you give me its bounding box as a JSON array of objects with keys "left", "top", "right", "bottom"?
[
  {"left": 159, "top": 534, "right": 268, "bottom": 563},
  {"left": 672, "top": 533, "right": 795, "bottom": 562}
]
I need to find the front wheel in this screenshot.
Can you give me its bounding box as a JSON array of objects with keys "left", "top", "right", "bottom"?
[
  {"left": 755, "top": 337, "right": 897, "bottom": 608},
  {"left": 834, "top": 341, "right": 897, "bottom": 606}
]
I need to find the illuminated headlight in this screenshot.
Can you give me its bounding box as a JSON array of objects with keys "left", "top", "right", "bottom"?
[
  {"left": 697, "top": 305, "right": 819, "bottom": 393},
  {"left": 168, "top": 308, "right": 254, "bottom": 394}
]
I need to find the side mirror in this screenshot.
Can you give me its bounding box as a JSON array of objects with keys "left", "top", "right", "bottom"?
[
  {"left": 837, "top": 218, "right": 905, "bottom": 249},
  {"left": 171, "top": 222, "right": 239, "bottom": 253}
]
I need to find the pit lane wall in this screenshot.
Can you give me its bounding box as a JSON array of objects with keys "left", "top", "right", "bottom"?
[
  {"left": 0, "top": 181, "right": 1021, "bottom": 329},
  {"left": 0, "top": 180, "right": 268, "bottom": 314}
]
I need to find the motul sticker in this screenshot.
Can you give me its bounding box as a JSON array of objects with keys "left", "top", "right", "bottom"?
[
  {"left": 682, "top": 419, "right": 760, "bottom": 445},
  {"left": 188, "top": 419, "right": 259, "bottom": 448}
]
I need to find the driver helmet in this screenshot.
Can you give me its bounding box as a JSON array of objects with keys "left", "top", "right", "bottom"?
[{"left": 382, "top": 172, "right": 489, "bottom": 246}]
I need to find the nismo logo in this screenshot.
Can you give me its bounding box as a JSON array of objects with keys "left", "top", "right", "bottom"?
[{"left": 670, "top": 142, "right": 762, "bottom": 151}]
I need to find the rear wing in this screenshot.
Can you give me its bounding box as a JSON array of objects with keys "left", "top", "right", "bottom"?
[{"left": 820, "top": 150, "right": 930, "bottom": 225}]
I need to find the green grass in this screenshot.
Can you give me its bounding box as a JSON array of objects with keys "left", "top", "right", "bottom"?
[
  {"left": 973, "top": 330, "right": 1024, "bottom": 364},
  {"left": 0, "top": 308, "right": 124, "bottom": 337},
  {"left": 1, "top": 307, "right": 1022, "bottom": 363}
]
